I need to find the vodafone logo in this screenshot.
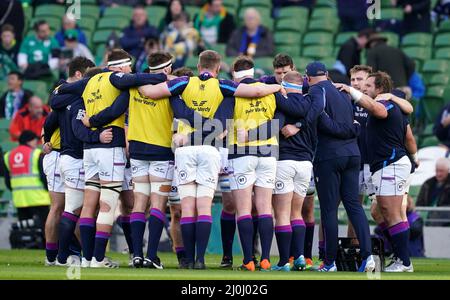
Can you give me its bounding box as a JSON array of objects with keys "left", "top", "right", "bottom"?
[
  {"left": 14, "top": 153, "right": 23, "bottom": 164},
  {"left": 12, "top": 152, "right": 25, "bottom": 168}
]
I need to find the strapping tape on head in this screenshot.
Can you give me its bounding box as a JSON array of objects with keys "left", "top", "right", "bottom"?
[
  {"left": 281, "top": 81, "right": 303, "bottom": 91},
  {"left": 149, "top": 60, "right": 172, "bottom": 71},
  {"left": 107, "top": 58, "right": 132, "bottom": 68},
  {"left": 233, "top": 68, "right": 254, "bottom": 79}
]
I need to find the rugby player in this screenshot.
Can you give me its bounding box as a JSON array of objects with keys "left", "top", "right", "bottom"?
[{"left": 139, "top": 50, "right": 281, "bottom": 269}]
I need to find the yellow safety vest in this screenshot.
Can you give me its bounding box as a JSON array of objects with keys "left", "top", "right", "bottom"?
[{"left": 4, "top": 146, "right": 50, "bottom": 208}]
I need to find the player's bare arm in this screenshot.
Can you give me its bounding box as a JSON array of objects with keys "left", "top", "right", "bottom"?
[
  {"left": 138, "top": 82, "right": 171, "bottom": 99},
  {"left": 334, "top": 83, "right": 388, "bottom": 119},
  {"left": 375, "top": 93, "right": 414, "bottom": 115},
  {"left": 234, "top": 83, "right": 281, "bottom": 98}
]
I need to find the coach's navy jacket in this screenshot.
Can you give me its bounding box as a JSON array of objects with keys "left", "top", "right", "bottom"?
[{"left": 314, "top": 80, "right": 360, "bottom": 163}]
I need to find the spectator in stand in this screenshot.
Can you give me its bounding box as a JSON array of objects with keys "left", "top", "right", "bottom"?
[
  {"left": 434, "top": 103, "right": 450, "bottom": 148},
  {"left": 159, "top": 0, "right": 186, "bottom": 32},
  {"left": 1, "top": 24, "right": 20, "bottom": 64},
  {"left": 366, "top": 34, "right": 415, "bottom": 89},
  {"left": 0, "top": 71, "right": 33, "bottom": 119},
  {"left": 193, "top": 0, "right": 236, "bottom": 47},
  {"left": 416, "top": 158, "right": 450, "bottom": 226},
  {"left": 226, "top": 8, "right": 274, "bottom": 58},
  {"left": 336, "top": 28, "right": 374, "bottom": 76},
  {"left": 337, "top": 0, "right": 369, "bottom": 31},
  {"left": 161, "top": 12, "right": 199, "bottom": 69},
  {"left": 406, "top": 197, "right": 425, "bottom": 257},
  {"left": 0, "top": 0, "right": 25, "bottom": 44},
  {"left": 393, "top": 0, "right": 431, "bottom": 34},
  {"left": 9, "top": 96, "right": 50, "bottom": 143},
  {"left": 119, "top": 6, "right": 159, "bottom": 60},
  {"left": 54, "top": 15, "right": 88, "bottom": 48},
  {"left": 0, "top": 51, "right": 18, "bottom": 81},
  {"left": 60, "top": 30, "right": 95, "bottom": 63},
  {"left": 18, "top": 20, "right": 60, "bottom": 77},
  {"left": 135, "top": 38, "right": 161, "bottom": 72}
]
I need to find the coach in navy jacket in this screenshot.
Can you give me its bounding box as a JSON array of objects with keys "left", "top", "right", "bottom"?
[{"left": 309, "top": 62, "right": 372, "bottom": 271}]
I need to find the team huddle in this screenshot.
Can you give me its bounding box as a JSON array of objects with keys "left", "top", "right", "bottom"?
[{"left": 41, "top": 48, "right": 417, "bottom": 273}]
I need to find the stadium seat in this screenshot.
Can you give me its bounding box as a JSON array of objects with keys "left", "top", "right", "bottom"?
[
  {"left": 0, "top": 119, "right": 9, "bottom": 141},
  {"left": 276, "top": 45, "right": 301, "bottom": 57},
  {"left": 103, "top": 6, "right": 134, "bottom": 18},
  {"left": 30, "top": 17, "right": 61, "bottom": 32},
  {"left": 302, "top": 46, "right": 333, "bottom": 60},
  {"left": 426, "top": 86, "right": 446, "bottom": 99},
  {"left": 223, "top": 0, "right": 239, "bottom": 12},
  {"left": 308, "top": 19, "right": 340, "bottom": 34},
  {"left": 435, "top": 47, "right": 450, "bottom": 60},
  {"left": 321, "top": 57, "right": 338, "bottom": 70},
  {"left": 274, "top": 32, "right": 302, "bottom": 46},
  {"left": 380, "top": 32, "right": 399, "bottom": 47},
  {"left": 34, "top": 4, "right": 66, "bottom": 18},
  {"left": 293, "top": 57, "right": 310, "bottom": 71},
  {"left": 303, "top": 32, "right": 334, "bottom": 46},
  {"left": 241, "top": 0, "right": 272, "bottom": 8},
  {"left": 209, "top": 43, "right": 226, "bottom": 56},
  {"left": 380, "top": 8, "right": 403, "bottom": 20},
  {"left": 0, "top": 81, "right": 7, "bottom": 95},
  {"left": 185, "top": 56, "right": 198, "bottom": 70},
  {"left": 311, "top": 7, "right": 336, "bottom": 20},
  {"left": 185, "top": 5, "right": 201, "bottom": 20},
  {"left": 402, "top": 47, "right": 432, "bottom": 63},
  {"left": 276, "top": 18, "right": 307, "bottom": 33},
  {"left": 422, "top": 97, "right": 444, "bottom": 123},
  {"left": 277, "top": 7, "right": 309, "bottom": 21},
  {"left": 97, "top": 17, "right": 129, "bottom": 30},
  {"left": 381, "top": 0, "right": 395, "bottom": 7},
  {"left": 422, "top": 59, "right": 450, "bottom": 75},
  {"left": 335, "top": 32, "right": 356, "bottom": 47},
  {"left": 1, "top": 141, "right": 18, "bottom": 152},
  {"left": 23, "top": 5, "right": 33, "bottom": 22},
  {"left": 92, "top": 30, "right": 113, "bottom": 46},
  {"left": 23, "top": 80, "right": 49, "bottom": 102},
  {"left": 82, "top": 5, "right": 100, "bottom": 19},
  {"left": 420, "top": 136, "right": 440, "bottom": 148},
  {"left": 434, "top": 33, "right": 450, "bottom": 48},
  {"left": 401, "top": 33, "right": 433, "bottom": 47},
  {"left": 254, "top": 57, "right": 274, "bottom": 72},
  {"left": 315, "top": 0, "right": 335, "bottom": 7},
  {"left": 428, "top": 74, "right": 450, "bottom": 87},
  {"left": 78, "top": 18, "right": 97, "bottom": 34},
  {"left": 438, "top": 20, "right": 450, "bottom": 33},
  {"left": 146, "top": 6, "right": 167, "bottom": 27}
]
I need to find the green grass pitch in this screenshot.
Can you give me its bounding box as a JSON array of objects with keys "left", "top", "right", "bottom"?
[{"left": 1, "top": 250, "right": 450, "bottom": 280}]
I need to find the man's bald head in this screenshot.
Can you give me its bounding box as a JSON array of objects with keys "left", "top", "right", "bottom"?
[
  {"left": 436, "top": 158, "right": 450, "bottom": 183},
  {"left": 29, "top": 96, "right": 44, "bottom": 119},
  {"left": 283, "top": 71, "right": 303, "bottom": 85}
]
